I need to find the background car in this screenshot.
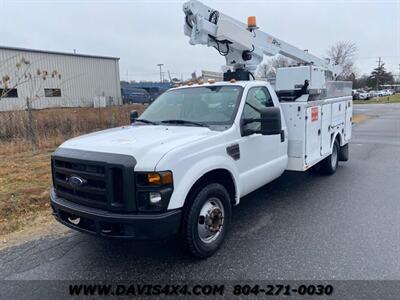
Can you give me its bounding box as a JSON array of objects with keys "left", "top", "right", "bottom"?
[
  {"left": 369, "top": 90, "right": 382, "bottom": 98},
  {"left": 384, "top": 89, "right": 394, "bottom": 96},
  {"left": 352, "top": 89, "right": 359, "bottom": 100},
  {"left": 122, "top": 88, "right": 151, "bottom": 104},
  {"left": 356, "top": 89, "right": 369, "bottom": 100}
]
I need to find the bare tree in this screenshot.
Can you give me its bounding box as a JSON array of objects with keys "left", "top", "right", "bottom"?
[
  {"left": 257, "top": 55, "right": 293, "bottom": 79},
  {"left": 326, "top": 41, "right": 357, "bottom": 79},
  {"left": 1, "top": 57, "right": 61, "bottom": 152}
]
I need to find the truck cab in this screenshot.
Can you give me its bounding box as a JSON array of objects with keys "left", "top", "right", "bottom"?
[{"left": 50, "top": 80, "right": 351, "bottom": 257}]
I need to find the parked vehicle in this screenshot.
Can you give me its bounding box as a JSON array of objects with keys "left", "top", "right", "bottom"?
[
  {"left": 369, "top": 90, "right": 384, "bottom": 98},
  {"left": 356, "top": 89, "right": 369, "bottom": 100},
  {"left": 382, "top": 89, "right": 393, "bottom": 96},
  {"left": 387, "top": 89, "right": 395, "bottom": 95},
  {"left": 122, "top": 88, "right": 151, "bottom": 104},
  {"left": 352, "top": 90, "right": 359, "bottom": 100},
  {"left": 49, "top": 0, "right": 352, "bottom": 257},
  {"left": 50, "top": 78, "right": 352, "bottom": 257}
]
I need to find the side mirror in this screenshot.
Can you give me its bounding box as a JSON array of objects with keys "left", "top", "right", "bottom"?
[
  {"left": 130, "top": 110, "right": 139, "bottom": 123},
  {"left": 242, "top": 107, "right": 282, "bottom": 136}
]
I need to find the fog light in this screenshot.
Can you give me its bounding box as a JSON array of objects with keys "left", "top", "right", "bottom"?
[{"left": 149, "top": 192, "right": 162, "bottom": 204}]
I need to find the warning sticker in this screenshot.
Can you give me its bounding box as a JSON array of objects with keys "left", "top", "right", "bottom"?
[{"left": 311, "top": 107, "right": 319, "bottom": 122}]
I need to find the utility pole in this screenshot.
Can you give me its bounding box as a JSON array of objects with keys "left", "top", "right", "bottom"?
[
  {"left": 398, "top": 64, "right": 400, "bottom": 83},
  {"left": 157, "top": 64, "right": 164, "bottom": 82},
  {"left": 376, "top": 57, "right": 382, "bottom": 90}
]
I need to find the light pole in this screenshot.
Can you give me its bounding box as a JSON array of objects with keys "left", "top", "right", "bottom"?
[{"left": 157, "top": 64, "right": 164, "bottom": 82}]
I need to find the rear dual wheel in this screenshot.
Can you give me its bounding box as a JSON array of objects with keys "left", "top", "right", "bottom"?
[{"left": 320, "top": 140, "right": 339, "bottom": 175}]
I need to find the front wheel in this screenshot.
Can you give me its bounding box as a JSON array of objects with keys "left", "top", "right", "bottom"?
[
  {"left": 181, "top": 183, "right": 232, "bottom": 258},
  {"left": 321, "top": 141, "right": 339, "bottom": 175}
]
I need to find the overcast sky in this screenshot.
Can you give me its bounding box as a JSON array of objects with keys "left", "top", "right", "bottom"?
[{"left": 1, "top": 0, "right": 399, "bottom": 81}]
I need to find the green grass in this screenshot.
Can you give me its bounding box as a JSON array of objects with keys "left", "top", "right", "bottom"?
[{"left": 354, "top": 93, "right": 400, "bottom": 104}]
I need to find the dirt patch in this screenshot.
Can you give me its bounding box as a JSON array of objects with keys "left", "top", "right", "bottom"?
[
  {"left": 0, "top": 212, "right": 71, "bottom": 250},
  {"left": 353, "top": 114, "right": 370, "bottom": 124}
]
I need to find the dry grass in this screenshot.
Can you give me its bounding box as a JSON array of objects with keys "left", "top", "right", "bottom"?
[
  {"left": 354, "top": 93, "right": 400, "bottom": 104},
  {"left": 0, "top": 104, "right": 145, "bottom": 236},
  {"left": 0, "top": 104, "right": 145, "bottom": 155},
  {"left": 0, "top": 151, "right": 52, "bottom": 235}
]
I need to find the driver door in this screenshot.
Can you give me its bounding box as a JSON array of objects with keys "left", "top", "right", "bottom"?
[{"left": 236, "top": 86, "right": 286, "bottom": 196}]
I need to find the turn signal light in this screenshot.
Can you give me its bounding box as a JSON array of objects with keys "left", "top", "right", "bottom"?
[
  {"left": 147, "top": 173, "right": 161, "bottom": 184},
  {"left": 147, "top": 172, "right": 173, "bottom": 185}
]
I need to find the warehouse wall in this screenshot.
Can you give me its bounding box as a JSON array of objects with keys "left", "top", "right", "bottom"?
[{"left": 0, "top": 48, "right": 121, "bottom": 111}]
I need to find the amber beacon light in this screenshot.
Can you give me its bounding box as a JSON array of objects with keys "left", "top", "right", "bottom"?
[{"left": 247, "top": 16, "right": 257, "bottom": 29}]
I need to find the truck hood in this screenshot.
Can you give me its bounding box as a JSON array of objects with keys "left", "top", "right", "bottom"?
[{"left": 59, "top": 124, "right": 216, "bottom": 170}]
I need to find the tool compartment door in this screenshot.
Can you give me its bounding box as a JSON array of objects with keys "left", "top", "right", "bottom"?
[
  {"left": 344, "top": 100, "right": 352, "bottom": 141},
  {"left": 321, "top": 104, "right": 332, "bottom": 156},
  {"left": 332, "top": 102, "right": 345, "bottom": 126},
  {"left": 305, "top": 106, "right": 322, "bottom": 165}
]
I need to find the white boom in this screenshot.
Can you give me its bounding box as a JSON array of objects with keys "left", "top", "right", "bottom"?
[{"left": 183, "top": 0, "right": 342, "bottom": 79}]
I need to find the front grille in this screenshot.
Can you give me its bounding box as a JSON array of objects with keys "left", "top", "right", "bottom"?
[
  {"left": 51, "top": 148, "right": 137, "bottom": 212},
  {"left": 53, "top": 158, "right": 108, "bottom": 207}
]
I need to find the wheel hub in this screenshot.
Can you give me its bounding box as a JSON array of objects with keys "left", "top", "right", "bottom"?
[
  {"left": 206, "top": 207, "right": 223, "bottom": 233},
  {"left": 197, "top": 198, "right": 225, "bottom": 243}
]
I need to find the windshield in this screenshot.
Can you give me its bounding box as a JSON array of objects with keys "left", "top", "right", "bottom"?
[{"left": 138, "top": 85, "right": 243, "bottom": 126}]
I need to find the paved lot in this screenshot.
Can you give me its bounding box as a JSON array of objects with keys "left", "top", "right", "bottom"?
[{"left": 1, "top": 104, "right": 400, "bottom": 280}]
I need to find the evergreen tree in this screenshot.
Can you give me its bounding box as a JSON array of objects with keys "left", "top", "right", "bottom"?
[{"left": 367, "top": 64, "right": 394, "bottom": 89}]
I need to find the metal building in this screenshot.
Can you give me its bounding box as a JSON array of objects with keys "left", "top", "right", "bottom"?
[{"left": 0, "top": 46, "right": 121, "bottom": 111}]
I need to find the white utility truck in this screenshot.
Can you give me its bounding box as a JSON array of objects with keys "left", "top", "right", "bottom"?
[{"left": 50, "top": 0, "right": 352, "bottom": 257}]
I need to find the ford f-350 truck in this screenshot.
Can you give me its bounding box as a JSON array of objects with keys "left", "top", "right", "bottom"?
[
  {"left": 50, "top": 0, "right": 352, "bottom": 257},
  {"left": 50, "top": 78, "right": 352, "bottom": 257}
]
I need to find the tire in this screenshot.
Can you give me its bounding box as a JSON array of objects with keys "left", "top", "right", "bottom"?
[
  {"left": 321, "top": 140, "right": 339, "bottom": 175},
  {"left": 181, "top": 183, "right": 232, "bottom": 258},
  {"left": 339, "top": 143, "right": 349, "bottom": 162}
]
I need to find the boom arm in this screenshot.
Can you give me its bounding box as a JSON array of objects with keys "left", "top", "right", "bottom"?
[{"left": 183, "top": 0, "right": 342, "bottom": 77}]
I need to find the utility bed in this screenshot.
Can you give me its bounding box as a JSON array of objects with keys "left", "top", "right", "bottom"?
[{"left": 281, "top": 96, "right": 352, "bottom": 171}]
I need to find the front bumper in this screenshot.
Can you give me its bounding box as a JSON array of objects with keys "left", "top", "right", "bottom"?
[{"left": 50, "top": 189, "right": 182, "bottom": 240}]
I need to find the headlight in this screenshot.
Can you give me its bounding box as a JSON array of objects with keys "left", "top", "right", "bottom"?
[
  {"left": 149, "top": 192, "right": 162, "bottom": 204},
  {"left": 136, "top": 171, "right": 173, "bottom": 212}
]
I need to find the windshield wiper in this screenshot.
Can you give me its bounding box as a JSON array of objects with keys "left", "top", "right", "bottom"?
[
  {"left": 161, "top": 119, "right": 208, "bottom": 127},
  {"left": 135, "top": 119, "right": 159, "bottom": 125}
]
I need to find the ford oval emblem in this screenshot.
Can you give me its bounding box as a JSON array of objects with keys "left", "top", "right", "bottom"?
[{"left": 68, "top": 175, "right": 86, "bottom": 187}]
